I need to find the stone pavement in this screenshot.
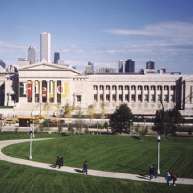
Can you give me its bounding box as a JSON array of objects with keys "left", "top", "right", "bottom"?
[{"left": 0, "top": 138, "right": 193, "bottom": 185}]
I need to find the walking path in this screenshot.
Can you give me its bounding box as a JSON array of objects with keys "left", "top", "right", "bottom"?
[{"left": 0, "top": 138, "right": 193, "bottom": 185}]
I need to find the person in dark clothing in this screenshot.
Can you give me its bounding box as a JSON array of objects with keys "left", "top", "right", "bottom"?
[
  {"left": 82, "top": 160, "right": 88, "bottom": 175},
  {"left": 59, "top": 156, "right": 64, "bottom": 167},
  {"left": 152, "top": 164, "right": 157, "bottom": 178},
  {"left": 165, "top": 170, "right": 172, "bottom": 186},
  {"left": 171, "top": 171, "right": 177, "bottom": 186},
  {"left": 149, "top": 165, "right": 154, "bottom": 180}
]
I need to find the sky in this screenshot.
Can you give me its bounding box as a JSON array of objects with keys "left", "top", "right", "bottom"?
[{"left": 0, "top": 0, "right": 193, "bottom": 73}]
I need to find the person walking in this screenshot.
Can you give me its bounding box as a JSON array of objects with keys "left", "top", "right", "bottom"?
[
  {"left": 165, "top": 170, "right": 172, "bottom": 186},
  {"left": 149, "top": 165, "right": 154, "bottom": 180},
  {"left": 82, "top": 160, "right": 88, "bottom": 175},
  {"left": 171, "top": 171, "right": 177, "bottom": 186}
]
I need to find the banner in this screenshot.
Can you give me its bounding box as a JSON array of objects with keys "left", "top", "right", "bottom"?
[{"left": 27, "top": 81, "right": 32, "bottom": 102}]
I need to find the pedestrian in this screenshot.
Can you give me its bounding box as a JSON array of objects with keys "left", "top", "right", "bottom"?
[
  {"left": 152, "top": 164, "right": 157, "bottom": 178},
  {"left": 171, "top": 171, "right": 177, "bottom": 186},
  {"left": 59, "top": 156, "right": 64, "bottom": 167},
  {"left": 55, "top": 156, "right": 60, "bottom": 168},
  {"left": 165, "top": 170, "right": 172, "bottom": 186},
  {"left": 149, "top": 165, "right": 154, "bottom": 180},
  {"left": 82, "top": 160, "right": 88, "bottom": 175}
]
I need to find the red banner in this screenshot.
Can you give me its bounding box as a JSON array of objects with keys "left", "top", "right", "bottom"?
[{"left": 27, "top": 82, "right": 32, "bottom": 97}]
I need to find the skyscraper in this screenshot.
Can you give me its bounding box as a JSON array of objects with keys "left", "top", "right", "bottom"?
[
  {"left": 146, "top": 61, "right": 155, "bottom": 70},
  {"left": 54, "top": 52, "right": 60, "bottom": 64},
  {"left": 40, "top": 32, "right": 51, "bottom": 63},
  {"left": 125, "top": 59, "right": 135, "bottom": 73},
  {"left": 27, "top": 46, "right": 36, "bottom": 64},
  {"left": 118, "top": 60, "right": 124, "bottom": 73}
]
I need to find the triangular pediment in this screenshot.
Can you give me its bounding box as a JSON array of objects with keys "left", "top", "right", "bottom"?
[{"left": 18, "top": 62, "right": 80, "bottom": 74}]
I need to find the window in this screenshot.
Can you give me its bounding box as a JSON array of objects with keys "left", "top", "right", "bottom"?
[
  {"left": 164, "top": 86, "right": 169, "bottom": 90},
  {"left": 164, "top": 95, "right": 169, "bottom": 102},
  {"left": 19, "top": 82, "right": 26, "bottom": 97},
  {"left": 125, "top": 86, "right": 129, "bottom": 90},
  {"left": 100, "top": 94, "right": 104, "bottom": 101},
  {"left": 112, "top": 85, "right": 117, "bottom": 90},
  {"left": 94, "top": 94, "right": 98, "bottom": 101},
  {"left": 77, "top": 95, "right": 81, "bottom": 102},
  {"left": 106, "top": 85, "right": 110, "bottom": 90},
  {"left": 118, "top": 85, "right": 123, "bottom": 90},
  {"left": 99, "top": 85, "right": 104, "bottom": 90},
  {"left": 138, "top": 86, "right": 142, "bottom": 90},
  {"left": 171, "top": 85, "right": 176, "bottom": 90},
  {"left": 171, "top": 95, "right": 175, "bottom": 102},
  {"left": 158, "top": 94, "right": 162, "bottom": 101},
  {"left": 131, "top": 85, "right": 135, "bottom": 90},
  {"left": 93, "top": 85, "right": 98, "bottom": 90},
  {"left": 106, "top": 94, "right": 110, "bottom": 101},
  {"left": 131, "top": 94, "right": 136, "bottom": 101},
  {"left": 138, "top": 95, "right": 142, "bottom": 102},
  {"left": 144, "top": 85, "right": 149, "bottom": 90},
  {"left": 112, "top": 94, "right": 116, "bottom": 101},
  {"left": 144, "top": 94, "right": 149, "bottom": 102},
  {"left": 157, "top": 85, "right": 162, "bottom": 90},
  {"left": 151, "top": 86, "right": 155, "bottom": 90},
  {"left": 125, "top": 94, "right": 129, "bottom": 101},
  {"left": 151, "top": 95, "right": 155, "bottom": 102},
  {"left": 119, "top": 94, "right": 123, "bottom": 101}
]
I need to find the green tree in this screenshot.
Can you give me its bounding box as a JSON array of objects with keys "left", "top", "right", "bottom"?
[
  {"left": 109, "top": 104, "right": 133, "bottom": 134},
  {"left": 154, "top": 108, "right": 183, "bottom": 136}
]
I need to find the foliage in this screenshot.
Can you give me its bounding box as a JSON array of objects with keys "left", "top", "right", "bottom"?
[
  {"left": 154, "top": 108, "right": 183, "bottom": 136},
  {"left": 109, "top": 104, "right": 133, "bottom": 133}
]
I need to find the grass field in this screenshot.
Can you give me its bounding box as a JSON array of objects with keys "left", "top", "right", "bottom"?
[
  {"left": 3, "top": 134, "right": 193, "bottom": 178},
  {"left": 0, "top": 160, "right": 193, "bottom": 193}
]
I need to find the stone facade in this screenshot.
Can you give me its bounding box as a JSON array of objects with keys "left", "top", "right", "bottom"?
[{"left": 1, "top": 62, "right": 193, "bottom": 117}]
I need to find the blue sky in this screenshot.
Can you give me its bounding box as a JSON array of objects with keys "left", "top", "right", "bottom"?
[{"left": 1, "top": 0, "right": 193, "bottom": 73}]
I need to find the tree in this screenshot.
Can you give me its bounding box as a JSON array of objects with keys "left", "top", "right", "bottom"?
[
  {"left": 109, "top": 104, "right": 133, "bottom": 134},
  {"left": 154, "top": 108, "right": 183, "bottom": 136}
]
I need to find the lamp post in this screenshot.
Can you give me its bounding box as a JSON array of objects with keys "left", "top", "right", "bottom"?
[
  {"left": 157, "top": 135, "right": 161, "bottom": 175},
  {"left": 29, "top": 127, "right": 33, "bottom": 160}
]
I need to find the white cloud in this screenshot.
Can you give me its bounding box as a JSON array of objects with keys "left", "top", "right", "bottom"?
[
  {"left": 0, "top": 41, "right": 26, "bottom": 51},
  {"left": 107, "top": 21, "right": 193, "bottom": 41}
]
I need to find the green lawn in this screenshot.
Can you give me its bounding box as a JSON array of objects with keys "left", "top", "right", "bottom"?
[
  {"left": 0, "top": 132, "right": 60, "bottom": 140},
  {"left": 3, "top": 135, "right": 193, "bottom": 178},
  {"left": 0, "top": 160, "right": 192, "bottom": 193}
]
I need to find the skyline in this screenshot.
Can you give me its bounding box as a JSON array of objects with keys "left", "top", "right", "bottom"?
[{"left": 1, "top": 0, "right": 193, "bottom": 73}]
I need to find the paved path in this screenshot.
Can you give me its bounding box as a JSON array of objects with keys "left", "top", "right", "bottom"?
[{"left": 0, "top": 138, "right": 193, "bottom": 185}]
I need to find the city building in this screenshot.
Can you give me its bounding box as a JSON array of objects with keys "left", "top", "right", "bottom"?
[
  {"left": 40, "top": 32, "right": 51, "bottom": 63},
  {"left": 125, "top": 59, "right": 135, "bottom": 73},
  {"left": 118, "top": 60, "right": 124, "bottom": 73},
  {"left": 0, "top": 61, "right": 192, "bottom": 118},
  {"left": 146, "top": 61, "right": 155, "bottom": 70},
  {"left": 85, "top": 61, "right": 94, "bottom": 74},
  {"left": 16, "top": 58, "right": 30, "bottom": 66},
  {"left": 27, "top": 46, "right": 36, "bottom": 64},
  {"left": 54, "top": 52, "right": 60, "bottom": 64},
  {"left": 95, "top": 67, "right": 116, "bottom": 74}
]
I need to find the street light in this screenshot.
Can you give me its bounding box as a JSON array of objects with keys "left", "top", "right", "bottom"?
[
  {"left": 157, "top": 135, "right": 161, "bottom": 175},
  {"left": 29, "top": 127, "right": 33, "bottom": 160}
]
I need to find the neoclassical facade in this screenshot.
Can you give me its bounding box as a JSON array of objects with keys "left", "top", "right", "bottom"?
[{"left": 1, "top": 62, "right": 193, "bottom": 117}]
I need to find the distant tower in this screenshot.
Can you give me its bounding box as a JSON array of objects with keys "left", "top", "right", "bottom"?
[
  {"left": 27, "top": 46, "right": 36, "bottom": 64},
  {"left": 125, "top": 59, "right": 135, "bottom": 73},
  {"left": 85, "top": 61, "right": 94, "bottom": 74},
  {"left": 118, "top": 60, "right": 124, "bottom": 73},
  {"left": 40, "top": 32, "right": 51, "bottom": 63},
  {"left": 54, "top": 52, "right": 60, "bottom": 64},
  {"left": 146, "top": 61, "right": 155, "bottom": 70}
]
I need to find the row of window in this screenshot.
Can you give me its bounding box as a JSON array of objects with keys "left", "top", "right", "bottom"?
[
  {"left": 94, "top": 94, "right": 175, "bottom": 102},
  {"left": 93, "top": 85, "right": 176, "bottom": 91}
]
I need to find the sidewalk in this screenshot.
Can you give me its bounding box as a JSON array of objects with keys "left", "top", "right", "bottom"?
[{"left": 0, "top": 138, "right": 193, "bottom": 185}]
